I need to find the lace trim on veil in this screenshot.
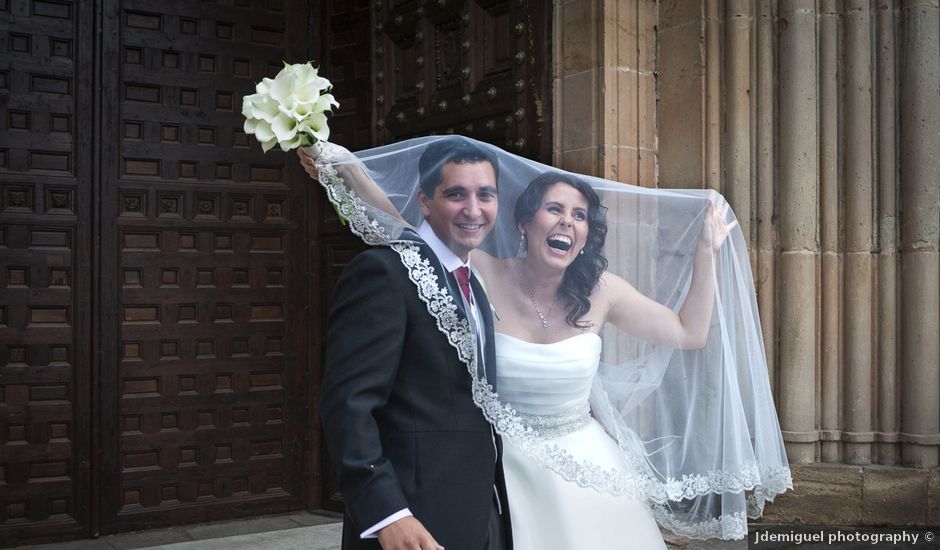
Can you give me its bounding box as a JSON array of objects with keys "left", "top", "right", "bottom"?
[
  {"left": 313, "top": 145, "right": 792, "bottom": 541},
  {"left": 313, "top": 144, "right": 394, "bottom": 246},
  {"left": 392, "top": 240, "right": 791, "bottom": 540}
]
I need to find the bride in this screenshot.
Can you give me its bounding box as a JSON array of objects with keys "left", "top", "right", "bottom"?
[
  {"left": 467, "top": 170, "right": 731, "bottom": 549},
  {"left": 300, "top": 136, "right": 792, "bottom": 547}
]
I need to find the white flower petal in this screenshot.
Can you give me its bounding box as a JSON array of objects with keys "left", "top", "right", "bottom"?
[
  {"left": 303, "top": 112, "right": 330, "bottom": 141},
  {"left": 268, "top": 72, "right": 295, "bottom": 102},
  {"left": 310, "top": 74, "right": 331, "bottom": 92},
  {"left": 276, "top": 61, "right": 294, "bottom": 79},
  {"left": 256, "top": 78, "right": 274, "bottom": 95},
  {"left": 253, "top": 120, "right": 275, "bottom": 142},
  {"left": 291, "top": 99, "right": 317, "bottom": 119},
  {"left": 291, "top": 63, "right": 317, "bottom": 83},
  {"left": 252, "top": 96, "right": 281, "bottom": 122},
  {"left": 271, "top": 113, "right": 298, "bottom": 142},
  {"left": 292, "top": 86, "right": 321, "bottom": 103},
  {"left": 313, "top": 93, "right": 339, "bottom": 112},
  {"left": 242, "top": 94, "right": 260, "bottom": 118},
  {"left": 260, "top": 137, "right": 278, "bottom": 152},
  {"left": 279, "top": 134, "right": 303, "bottom": 151}
]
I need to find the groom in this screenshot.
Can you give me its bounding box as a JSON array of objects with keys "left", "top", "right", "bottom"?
[{"left": 318, "top": 138, "right": 511, "bottom": 550}]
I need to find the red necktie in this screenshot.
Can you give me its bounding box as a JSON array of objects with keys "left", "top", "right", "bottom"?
[{"left": 454, "top": 266, "right": 472, "bottom": 304}]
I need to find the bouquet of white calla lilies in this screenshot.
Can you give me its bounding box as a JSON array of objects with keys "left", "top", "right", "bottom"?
[{"left": 242, "top": 62, "right": 338, "bottom": 152}]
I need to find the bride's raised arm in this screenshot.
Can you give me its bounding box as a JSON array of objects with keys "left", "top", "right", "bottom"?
[
  {"left": 297, "top": 145, "right": 409, "bottom": 226},
  {"left": 602, "top": 197, "right": 737, "bottom": 349}
]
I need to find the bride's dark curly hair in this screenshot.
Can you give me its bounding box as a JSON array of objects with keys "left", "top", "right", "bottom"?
[{"left": 514, "top": 172, "right": 609, "bottom": 328}]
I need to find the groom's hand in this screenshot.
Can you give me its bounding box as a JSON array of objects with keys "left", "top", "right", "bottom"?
[
  {"left": 377, "top": 516, "right": 444, "bottom": 550},
  {"left": 296, "top": 149, "right": 319, "bottom": 181}
]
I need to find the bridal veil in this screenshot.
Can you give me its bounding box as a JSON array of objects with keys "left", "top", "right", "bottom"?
[{"left": 310, "top": 135, "right": 792, "bottom": 540}]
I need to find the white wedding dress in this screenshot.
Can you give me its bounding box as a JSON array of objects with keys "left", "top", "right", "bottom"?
[{"left": 496, "top": 332, "right": 667, "bottom": 550}]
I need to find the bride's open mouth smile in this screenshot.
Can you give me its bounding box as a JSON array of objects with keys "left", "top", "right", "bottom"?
[{"left": 546, "top": 234, "right": 573, "bottom": 255}]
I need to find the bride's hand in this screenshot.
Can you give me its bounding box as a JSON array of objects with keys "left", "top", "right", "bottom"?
[{"left": 702, "top": 194, "right": 738, "bottom": 253}]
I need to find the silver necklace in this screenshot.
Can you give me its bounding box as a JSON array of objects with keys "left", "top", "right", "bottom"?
[{"left": 526, "top": 286, "right": 558, "bottom": 329}]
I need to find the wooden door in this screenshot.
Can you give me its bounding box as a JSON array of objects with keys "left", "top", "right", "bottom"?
[
  {"left": 0, "top": 0, "right": 95, "bottom": 541},
  {"left": 373, "top": 0, "right": 551, "bottom": 159},
  {"left": 1, "top": 0, "right": 315, "bottom": 543},
  {"left": 96, "top": 0, "right": 311, "bottom": 533}
]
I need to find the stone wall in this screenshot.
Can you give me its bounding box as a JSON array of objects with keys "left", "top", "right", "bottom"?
[
  {"left": 553, "top": 0, "right": 658, "bottom": 185},
  {"left": 554, "top": 0, "right": 940, "bottom": 527}
]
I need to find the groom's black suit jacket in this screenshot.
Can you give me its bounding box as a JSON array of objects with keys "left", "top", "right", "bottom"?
[{"left": 320, "top": 241, "right": 510, "bottom": 550}]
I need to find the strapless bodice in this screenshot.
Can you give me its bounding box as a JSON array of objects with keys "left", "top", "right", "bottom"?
[{"left": 494, "top": 332, "right": 601, "bottom": 417}]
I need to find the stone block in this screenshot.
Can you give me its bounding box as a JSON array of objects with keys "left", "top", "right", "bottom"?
[
  {"left": 615, "top": 145, "right": 639, "bottom": 185},
  {"left": 639, "top": 148, "right": 656, "bottom": 188},
  {"left": 562, "top": 147, "right": 599, "bottom": 176},
  {"left": 12, "top": 540, "right": 116, "bottom": 550},
  {"left": 561, "top": 70, "right": 598, "bottom": 150},
  {"left": 183, "top": 514, "right": 300, "bottom": 540},
  {"left": 614, "top": 69, "right": 638, "bottom": 148},
  {"left": 657, "top": 17, "right": 704, "bottom": 187},
  {"left": 598, "top": 144, "right": 618, "bottom": 180},
  {"left": 861, "top": 466, "right": 929, "bottom": 525},
  {"left": 928, "top": 468, "right": 940, "bottom": 525},
  {"left": 560, "top": 0, "right": 598, "bottom": 74},
  {"left": 779, "top": 0, "right": 819, "bottom": 15},
  {"left": 289, "top": 510, "right": 343, "bottom": 527},
  {"left": 761, "top": 464, "right": 863, "bottom": 526},
  {"left": 611, "top": 0, "right": 638, "bottom": 70},
  {"left": 637, "top": 73, "right": 656, "bottom": 150},
  {"left": 777, "top": 254, "right": 818, "bottom": 454},
  {"left": 899, "top": 251, "right": 940, "bottom": 469},
  {"left": 659, "top": 0, "right": 702, "bottom": 30},
  {"left": 109, "top": 528, "right": 192, "bottom": 549},
  {"left": 637, "top": 0, "right": 657, "bottom": 72}
]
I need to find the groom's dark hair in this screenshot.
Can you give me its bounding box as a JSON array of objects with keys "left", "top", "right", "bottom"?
[{"left": 418, "top": 136, "right": 499, "bottom": 196}]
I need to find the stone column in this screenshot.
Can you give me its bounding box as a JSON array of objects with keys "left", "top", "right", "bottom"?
[
  {"left": 723, "top": 0, "right": 754, "bottom": 245},
  {"left": 648, "top": 0, "right": 940, "bottom": 527},
  {"left": 898, "top": 0, "right": 940, "bottom": 468},
  {"left": 704, "top": 0, "right": 722, "bottom": 191},
  {"left": 553, "top": 0, "right": 657, "bottom": 185},
  {"left": 843, "top": 0, "right": 876, "bottom": 465},
  {"left": 553, "top": 0, "right": 602, "bottom": 174},
  {"left": 818, "top": 0, "right": 842, "bottom": 464},
  {"left": 875, "top": 0, "right": 899, "bottom": 467},
  {"left": 658, "top": 1, "right": 705, "bottom": 187},
  {"left": 755, "top": 0, "right": 777, "bottom": 386},
  {"left": 777, "top": 0, "right": 820, "bottom": 464}
]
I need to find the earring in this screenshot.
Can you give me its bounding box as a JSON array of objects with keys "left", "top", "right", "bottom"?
[
  {"left": 579, "top": 248, "right": 585, "bottom": 255},
  {"left": 518, "top": 232, "right": 527, "bottom": 256}
]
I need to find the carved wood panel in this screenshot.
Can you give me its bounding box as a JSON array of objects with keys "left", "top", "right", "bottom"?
[
  {"left": 373, "top": 0, "right": 551, "bottom": 161},
  {"left": 97, "top": 0, "right": 309, "bottom": 532},
  {"left": 312, "top": 0, "right": 376, "bottom": 512},
  {"left": 0, "top": 0, "right": 94, "bottom": 541}
]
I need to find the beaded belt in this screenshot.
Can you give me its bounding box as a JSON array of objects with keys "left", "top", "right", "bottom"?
[{"left": 516, "top": 404, "right": 592, "bottom": 439}]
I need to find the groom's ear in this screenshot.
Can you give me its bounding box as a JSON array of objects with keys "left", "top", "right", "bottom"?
[{"left": 417, "top": 190, "right": 431, "bottom": 217}]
